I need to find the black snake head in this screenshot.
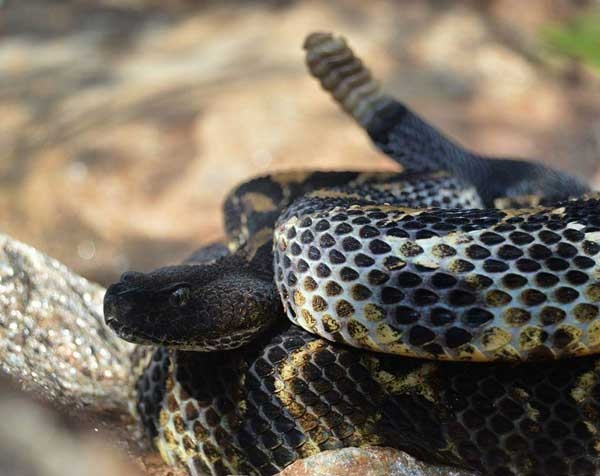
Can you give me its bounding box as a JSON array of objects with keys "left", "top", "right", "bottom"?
[{"left": 103, "top": 263, "right": 281, "bottom": 351}]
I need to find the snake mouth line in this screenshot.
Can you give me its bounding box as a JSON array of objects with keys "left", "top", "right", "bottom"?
[{"left": 106, "top": 316, "right": 263, "bottom": 351}]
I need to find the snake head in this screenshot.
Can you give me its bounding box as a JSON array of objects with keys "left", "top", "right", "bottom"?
[{"left": 103, "top": 263, "right": 280, "bottom": 351}]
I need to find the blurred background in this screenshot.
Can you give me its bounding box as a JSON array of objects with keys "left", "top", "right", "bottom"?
[{"left": 1, "top": 0, "right": 600, "bottom": 287}]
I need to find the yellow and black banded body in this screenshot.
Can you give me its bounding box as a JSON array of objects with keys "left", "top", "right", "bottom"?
[
  {"left": 274, "top": 195, "right": 600, "bottom": 361},
  {"left": 136, "top": 323, "right": 600, "bottom": 476},
  {"left": 102, "top": 31, "right": 600, "bottom": 476}
]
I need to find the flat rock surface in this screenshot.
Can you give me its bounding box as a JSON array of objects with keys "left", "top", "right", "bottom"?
[
  {"left": 278, "top": 447, "right": 476, "bottom": 476},
  {"left": 1, "top": 0, "right": 599, "bottom": 287}
]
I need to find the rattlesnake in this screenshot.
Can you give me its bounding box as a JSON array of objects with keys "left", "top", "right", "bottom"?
[{"left": 103, "top": 33, "right": 600, "bottom": 476}]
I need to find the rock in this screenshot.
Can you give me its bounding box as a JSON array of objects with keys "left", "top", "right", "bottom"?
[
  {"left": 0, "top": 233, "right": 133, "bottom": 412},
  {"left": 277, "top": 447, "right": 476, "bottom": 476},
  {"left": 0, "top": 377, "right": 143, "bottom": 476},
  {"left": 0, "top": 233, "right": 184, "bottom": 476}
]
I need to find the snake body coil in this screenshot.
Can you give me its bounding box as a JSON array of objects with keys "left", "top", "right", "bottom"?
[{"left": 104, "top": 32, "right": 600, "bottom": 476}]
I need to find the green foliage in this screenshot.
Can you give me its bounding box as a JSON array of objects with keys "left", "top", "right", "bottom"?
[{"left": 541, "top": 10, "right": 600, "bottom": 70}]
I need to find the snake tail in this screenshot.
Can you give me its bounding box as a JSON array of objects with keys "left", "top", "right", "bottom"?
[{"left": 304, "top": 32, "right": 391, "bottom": 127}]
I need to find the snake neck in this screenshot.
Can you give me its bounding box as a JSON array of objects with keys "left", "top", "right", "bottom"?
[{"left": 365, "top": 101, "right": 590, "bottom": 206}]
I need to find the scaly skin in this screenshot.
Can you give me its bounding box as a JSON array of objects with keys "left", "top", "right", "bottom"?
[{"left": 102, "top": 31, "right": 600, "bottom": 476}]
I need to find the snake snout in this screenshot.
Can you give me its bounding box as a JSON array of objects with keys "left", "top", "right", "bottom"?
[{"left": 103, "top": 281, "right": 135, "bottom": 327}]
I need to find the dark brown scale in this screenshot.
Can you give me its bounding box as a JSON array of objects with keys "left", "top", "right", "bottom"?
[
  {"left": 299, "top": 216, "right": 313, "bottom": 228},
  {"left": 546, "top": 258, "right": 569, "bottom": 272},
  {"left": 516, "top": 259, "right": 541, "bottom": 273},
  {"left": 574, "top": 256, "right": 595, "bottom": 269},
  {"left": 384, "top": 256, "right": 405, "bottom": 271},
  {"left": 394, "top": 306, "right": 421, "bottom": 325},
  {"left": 412, "top": 288, "right": 440, "bottom": 306},
  {"left": 369, "top": 239, "right": 392, "bottom": 254},
  {"left": 563, "top": 229, "right": 585, "bottom": 242},
  {"left": 520, "top": 289, "right": 547, "bottom": 306},
  {"left": 354, "top": 253, "right": 375, "bottom": 267},
  {"left": 497, "top": 245, "right": 523, "bottom": 260},
  {"left": 340, "top": 267, "right": 359, "bottom": 282},
  {"left": 483, "top": 259, "right": 510, "bottom": 273},
  {"left": 529, "top": 244, "right": 554, "bottom": 260},
  {"left": 328, "top": 249, "right": 346, "bottom": 264},
  {"left": 286, "top": 227, "right": 297, "bottom": 240},
  {"left": 315, "top": 219, "right": 330, "bottom": 231},
  {"left": 462, "top": 308, "right": 494, "bottom": 327},
  {"left": 445, "top": 327, "right": 473, "bottom": 348},
  {"left": 368, "top": 269, "right": 390, "bottom": 285},
  {"left": 553, "top": 328, "right": 577, "bottom": 349},
  {"left": 334, "top": 223, "right": 353, "bottom": 235},
  {"left": 325, "top": 281, "right": 343, "bottom": 296},
  {"left": 351, "top": 284, "right": 372, "bottom": 301},
  {"left": 319, "top": 234, "right": 336, "bottom": 248},
  {"left": 538, "top": 230, "right": 561, "bottom": 245},
  {"left": 554, "top": 287, "right": 579, "bottom": 304},
  {"left": 300, "top": 230, "right": 315, "bottom": 244},
  {"left": 494, "top": 224, "right": 516, "bottom": 233},
  {"left": 352, "top": 216, "right": 370, "bottom": 225},
  {"left": 566, "top": 270, "right": 589, "bottom": 285},
  {"left": 450, "top": 259, "right": 476, "bottom": 273},
  {"left": 429, "top": 307, "right": 456, "bottom": 326},
  {"left": 503, "top": 273, "right": 528, "bottom": 289},
  {"left": 582, "top": 241, "right": 600, "bottom": 256},
  {"left": 397, "top": 271, "right": 422, "bottom": 287},
  {"left": 448, "top": 289, "right": 477, "bottom": 307},
  {"left": 556, "top": 242, "right": 578, "bottom": 259},
  {"left": 466, "top": 244, "right": 491, "bottom": 260},
  {"left": 387, "top": 227, "right": 409, "bottom": 237},
  {"left": 381, "top": 287, "right": 405, "bottom": 304},
  {"left": 316, "top": 263, "right": 331, "bottom": 278},
  {"left": 431, "top": 273, "right": 458, "bottom": 289},
  {"left": 286, "top": 272, "right": 297, "bottom": 287},
  {"left": 359, "top": 225, "right": 380, "bottom": 238},
  {"left": 508, "top": 231, "right": 535, "bottom": 245},
  {"left": 408, "top": 325, "right": 437, "bottom": 346},
  {"left": 335, "top": 300, "right": 354, "bottom": 318},
  {"left": 331, "top": 213, "right": 348, "bottom": 222},
  {"left": 341, "top": 236, "right": 361, "bottom": 252},
  {"left": 535, "top": 272, "right": 559, "bottom": 288},
  {"left": 480, "top": 231, "right": 506, "bottom": 246},
  {"left": 308, "top": 246, "right": 321, "bottom": 260},
  {"left": 416, "top": 229, "right": 437, "bottom": 239},
  {"left": 297, "top": 259, "right": 309, "bottom": 273}
]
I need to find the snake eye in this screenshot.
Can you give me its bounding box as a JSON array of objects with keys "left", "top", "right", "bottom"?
[{"left": 170, "top": 286, "right": 191, "bottom": 307}]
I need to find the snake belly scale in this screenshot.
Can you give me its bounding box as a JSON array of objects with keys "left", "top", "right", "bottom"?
[{"left": 103, "top": 32, "right": 600, "bottom": 476}]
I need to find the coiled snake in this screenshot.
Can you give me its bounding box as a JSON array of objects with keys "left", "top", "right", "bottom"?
[{"left": 103, "top": 33, "right": 600, "bottom": 476}]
